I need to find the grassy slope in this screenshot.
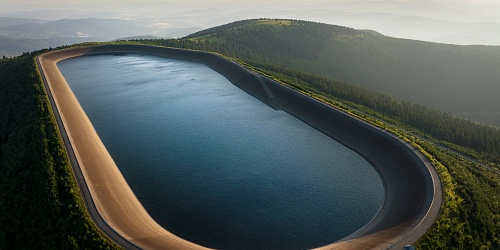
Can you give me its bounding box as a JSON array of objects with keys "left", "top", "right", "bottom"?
[{"left": 187, "top": 19, "right": 500, "bottom": 128}]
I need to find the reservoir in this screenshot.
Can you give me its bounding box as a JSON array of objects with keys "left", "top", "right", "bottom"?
[{"left": 58, "top": 54, "right": 384, "bottom": 250}]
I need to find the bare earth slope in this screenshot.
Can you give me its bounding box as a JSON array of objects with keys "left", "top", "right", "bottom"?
[{"left": 37, "top": 44, "right": 441, "bottom": 250}]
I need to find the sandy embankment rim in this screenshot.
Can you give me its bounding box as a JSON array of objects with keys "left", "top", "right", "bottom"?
[{"left": 37, "top": 44, "right": 441, "bottom": 250}]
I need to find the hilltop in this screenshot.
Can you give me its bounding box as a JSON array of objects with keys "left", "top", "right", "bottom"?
[{"left": 185, "top": 19, "right": 500, "bottom": 128}]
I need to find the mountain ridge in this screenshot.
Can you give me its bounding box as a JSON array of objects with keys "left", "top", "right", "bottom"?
[{"left": 186, "top": 19, "right": 500, "bottom": 128}]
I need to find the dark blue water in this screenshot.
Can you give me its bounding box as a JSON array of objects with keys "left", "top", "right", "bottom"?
[{"left": 58, "top": 54, "right": 384, "bottom": 250}]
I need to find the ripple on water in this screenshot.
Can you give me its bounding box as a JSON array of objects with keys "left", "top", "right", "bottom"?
[{"left": 58, "top": 54, "right": 385, "bottom": 250}]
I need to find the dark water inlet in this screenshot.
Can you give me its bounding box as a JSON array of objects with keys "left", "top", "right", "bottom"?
[{"left": 58, "top": 54, "right": 384, "bottom": 250}]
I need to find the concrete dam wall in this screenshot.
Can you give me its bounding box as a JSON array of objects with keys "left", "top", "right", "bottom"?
[{"left": 37, "top": 44, "right": 441, "bottom": 250}]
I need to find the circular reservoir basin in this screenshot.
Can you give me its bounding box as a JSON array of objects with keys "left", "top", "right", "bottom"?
[{"left": 58, "top": 53, "right": 385, "bottom": 250}]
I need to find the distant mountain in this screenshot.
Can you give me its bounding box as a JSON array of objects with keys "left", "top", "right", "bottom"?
[
  {"left": 292, "top": 12, "right": 500, "bottom": 46},
  {"left": 0, "top": 17, "right": 162, "bottom": 57},
  {"left": 358, "top": 15, "right": 500, "bottom": 45},
  {"left": 0, "top": 35, "right": 96, "bottom": 57},
  {"left": 187, "top": 19, "right": 500, "bottom": 127},
  {"left": 0, "top": 17, "right": 48, "bottom": 29},
  {"left": 0, "top": 18, "right": 151, "bottom": 40}
]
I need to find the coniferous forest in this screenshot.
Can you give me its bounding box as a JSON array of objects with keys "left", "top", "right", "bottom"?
[{"left": 0, "top": 52, "right": 120, "bottom": 250}]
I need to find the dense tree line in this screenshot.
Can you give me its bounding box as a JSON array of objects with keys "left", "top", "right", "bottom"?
[
  {"left": 126, "top": 37, "right": 260, "bottom": 61},
  {"left": 412, "top": 138, "right": 500, "bottom": 249},
  {"left": 0, "top": 52, "right": 120, "bottom": 249}
]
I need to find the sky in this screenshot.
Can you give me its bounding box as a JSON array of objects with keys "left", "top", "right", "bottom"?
[
  {"left": 2, "top": 0, "right": 499, "bottom": 16},
  {"left": 1, "top": 0, "right": 500, "bottom": 45}
]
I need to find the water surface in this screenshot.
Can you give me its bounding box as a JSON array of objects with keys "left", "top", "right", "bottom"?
[{"left": 58, "top": 54, "right": 384, "bottom": 250}]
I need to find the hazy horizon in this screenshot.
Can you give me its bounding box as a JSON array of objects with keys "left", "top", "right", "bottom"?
[{"left": 2, "top": 0, "right": 500, "bottom": 45}]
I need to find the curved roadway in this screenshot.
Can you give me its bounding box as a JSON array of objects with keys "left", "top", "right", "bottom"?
[{"left": 37, "top": 44, "right": 442, "bottom": 250}]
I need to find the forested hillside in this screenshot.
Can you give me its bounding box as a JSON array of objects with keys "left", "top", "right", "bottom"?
[
  {"left": 184, "top": 19, "right": 500, "bottom": 128},
  {"left": 0, "top": 53, "right": 120, "bottom": 249},
  {"left": 0, "top": 35, "right": 91, "bottom": 57}
]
